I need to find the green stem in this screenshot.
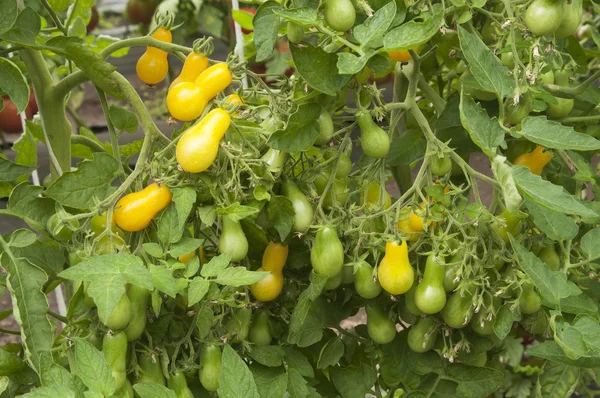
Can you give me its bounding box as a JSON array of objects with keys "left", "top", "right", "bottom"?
[
  {"left": 558, "top": 114, "right": 600, "bottom": 124},
  {"left": 418, "top": 73, "right": 446, "bottom": 114},
  {"left": 71, "top": 134, "right": 106, "bottom": 153},
  {"left": 100, "top": 37, "right": 193, "bottom": 59},
  {"left": 94, "top": 87, "right": 126, "bottom": 178},
  {"left": 47, "top": 310, "right": 68, "bottom": 324},
  {"left": 542, "top": 69, "right": 600, "bottom": 99},
  {"left": 40, "top": 0, "right": 68, "bottom": 35},
  {"left": 0, "top": 328, "right": 21, "bottom": 336},
  {"left": 391, "top": 62, "right": 413, "bottom": 196},
  {"left": 20, "top": 49, "right": 72, "bottom": 178},
  {"left": 318, "top": 25, "right": 365, "bottom": 56}
]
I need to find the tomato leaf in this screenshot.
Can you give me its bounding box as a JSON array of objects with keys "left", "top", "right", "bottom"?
[
  {"left": 288, "top": 274, "right": 328, "bottom": 347},
  {"left": 539, "top": 361, "right": 580, "bottom": 398},
  {"left": 289, "top": 44, "right": 352, "bottom": 96},
  {"left": 317, "top": 338, "right": 344, "bottom": 369},
  {"left": 218, "top": 345, "right": 260, "bottom": 398},
  {"left": 212, "top": 267, "right": 270, "bottom": 287},
  {"left": 267, "top": 195, "right": 295, "bottom": 241},
  {"left": 187, "top": 277, "right": 210, "bottom": 306},
  {"left": 0, "top": 58, "right": 29, "bottom": 113},
  {"left": 287, "top": 368, "right": 310, "bottom": 398},
  {"left": 249, "top": 346, "right": 285, "bottom": 367},
  {"left": 512, "top": 166, "right": 598, "bottom": 218},
  {"left": 493, "top": 303, "right": 521, "bottom": 339},
  {"left": 580, "top": 227, "right": 600, "bottom": 259},
  {"left": 383, "top": 4, "right": 443, "bottom": 50},
  {"left": 491, "top": 156, "right": 522, "bottom": 214},
  {"left": 0, "top": 157, "right": 35, "bottom": 182},
  {"left": 282, "top": 347, "right": 314, "bottom": 378},
  {"left": 216, "top": 202, "right": 260, "bottom": 221},
  {"left": 446, "top": 364, "right": 504, "bottom": 398},
  {"left": 150, "top": 265, "right": 186, "bottom": 298},
  {"left": 253, "top": 2, "right": 281, "bottom": 62},
  {"left": 524, "top": 199, "right": 578, "bottom": 241},
  {"left": 133, "top": 382, "right": 176, "bottom": 398},
  {"left": 71, "top": 338, "right": 115, "bottom": 396},
  {"left": 201, "top": 253, "right": 232, "bottom": 277},
  {"left": 0, "top": 7, "right": 40, "bottom": 45},
  {"left": 157, "top": 204, "right": 181, "bottom": 245},
  {"left": 268, "top": 103, "right": 321, "bottom": 152},
  {"left": 13, "top": 123, "right": 37, "bottom": 167},
  {"left": 386, "top": 129, "right": 426, "bottom": 165},
  {"left": 330, "top": 363, "right": 377, "bottom": 398},
  {"left": 527, "top": 341, "right": 600, "bottom": 368},
  {"left": 0, "top": 0, "right": 18, "bottom": 35},
  {"left": 272, "top": 7, "right": 317, "bottom": 25},
  {"left": 518, "top": 117, "right": 600, "bottom": 151},
  {"left": 108, "top": 105, "right": 138, "bottom": 133},
  {"left": 353, "top": 1, "right": 396, "bottom": 48},
  {"left": 560, "top": 293, "right": 599, "bottom": 316},
  {"left": 337, "top": 51, "right": 374, "bottom": 75},
  {"left": 7, "top": 229, "right": 36, "bottom": 248},
  {"left": 509, "top": 236, "right": 571, "bottom": 305},
  {"left": 459, "top": 91, "right": 505, "bottom": 157},
  {"left": 250, "top": 364, "right": 288, "bottom": 398}
]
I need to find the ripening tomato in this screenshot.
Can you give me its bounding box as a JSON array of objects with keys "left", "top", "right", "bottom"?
[
  {"left": 91, "top": 211, "right": 117, "bottom": 235},
  {"left": 194, "top": 63, "right": 233, "bottom": 101},
  {"left": 218, "top": 215, "right": 249, "bottom": 262},
  {"left": 362, "top": 181, "right": 392, "bottom": 210},
  {"left": 388, "top": 48, "right": 417, "bottom": 63},
  {"left": 407, "top": 317, "right": 438, "bottom": 353},
  {"left": 311, "top": 227, "right": 344, "bottom": 277},
  {"left": 513, "top": 146, "right": 552, "bottom": 176},
  {"left": 166, "top": 82, "right": 207, "bottom": 122},
  {"left": 250, "top": 242, "right": 287, "bottom": 302},
  {"left": 491, "top": 208, "right": 521, "bottom": 243},
  {"left": 398, "top": 217, "right": 420, "bottom": 242},
  {"left": 176, "top": 108, "right": 231, "bottom": 173},
  {"left": 103, "top": 331, "right": 128, "bottom": 391},
  {"left": 408, "top": 205, "right": 433, "bottom": 233},
  {"left": 554, "top": 0, "right": 582, "bottom": 39},
  {"left": 199, "top": 344, "right": 221, "bottom": 392},
  {"left": 136, "top": 28, "right": 172, "bottom": 85},
  {"left": 282, "top": 180, "right": 314, "bottom": 233},
  {"left": 124, "top": 285, "right": 150, "bottom": 341},
  {"left": 114, "top": 183, "right": 172, "bottom": 232},
  {"left": 378, "top": 241, "right": 414, "bottom": 295},
  {"left": 366, "top": 304, "right": 396, "bottom": 345},
  {"left": 356, "top": 111, "right": 390, "bottom": 159},
  {"left": 354, "top": 261, "right": 382, "bottom": 299},
  {"left": 414, "top": 254, "right": 447, "bottom": 314},
  {"left": 524, "top": 0, "right": 565, "bottom": 36},
  {"left": 324, "top": 0, "right": 356, "bottom": 32},
  {"left": 99, "top": 293, "right": 131, "bottom": 330}
]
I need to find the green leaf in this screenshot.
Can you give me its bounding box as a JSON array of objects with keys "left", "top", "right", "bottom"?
[
  {"left": 560, "top": 293, "right": 598, "bottom": 316},
  {"left": 288, "top": 275, "right": 327, "bottom": 347},
  {"left": 510, "top": 236, "right": 571, "bottom": 305},
  {"left": 0, "top": 347, "right": 26, "bottom": 376},
  {"left": 71, "top": 338, "right": 115, "bottom": 396},
  {"left": 253, "top": 2, "right": 282, "bottom": 62},
  {"left": 20, "top": 387, "right": 76, "bottom": 398},
  {"left": 524, "top": 199, "right": 578, "bottom": 241},
  {"left": 196, "top": 307, "right": 214, "bottom": 339},
  {"left": 86, "top": 277, "right": 127, "bottom": 322},
  {"left": 142, "top": 243, "right": 164, "bottom": 258},
  {"left": 201, "top": 253, "right": 232, "bottom": 277},
  {"left": 383, "top": 4, "right": 443, "bottom": 50},
  {"left": 273, "top": 7, "right": 317, "bottom": 25},
  {"left": 0, "top": 0, "right": 18, "bottom": 35},
  {"left": 527, "top": 341, "right": 600, "bottom": 368},
  {"left": 157, "top": 204, "right": 181, "bottom": 245},
  {"left": 169, "top": 237, "right": 204, "bottom": 258},
  {"left": 491, "top": 156, "right": 522, "bottom": 213},
  {"left": 5, "top": 183, "right": 55, "bottom": 231},
  {"left": 45, "top": 152, "right": 120, "bottom": 210},
  {"left": 216, "top": 202, "right": 260, "bottom": 221},
  {"left": 290, "top": 44, "right": 352, "bottom": 96},
  {"left": 0, "top": 157, "right": 35, "bottom": 182},
  {"left": 48, "top": 0, "right": 71, "bottom": 12},
  {"left": 213, "top": 267, "right": 270, "bottom": 287},
  {"left": 150, "top": 265, "right": 186, "bottom": 298},
  {"left": 0, "top": 7, "right": 40, "bottom": 45},
  {"left": 0, "top": 58, "right": 29, "bottom": 113},
  {"left": 512, "top": 166, "right": 598, "bottom": 218},
  {"left": 493, "top": 303, "right": 521, "bottom": 339},
  {"left": 354, "top": 1, "right": 396, "bottom": 48},
  {"left": 12, "top": 239, "right": 66, "bottom": 277},
  {"left": 386, "top": 129, "right": 426, "bottom": 165},
  {"left": 65, "top": 42, "right": 122, "bottom": 99},
  {"left": 8, "top": 229, "right": 36, "bottom": 248},
  {"left": 187, "top": 277, "right": 210, "bottom": 306},
  {"left": 249, "top": 346, "right": 285, "bottom": 367},
  {"left": 232, "top": 9, "right": 254, "bottom": 30},
  {"left": 268, "top": 103, "right": 321, "bottom": 152},
  {"left": 0, "top": 255, "right": 53, "bottom": 372},
  {"left": 133, "top": 382, "right": 177, "bottom": 398},
  {"left": 330, "top": 363, "right": 377, "bottom": 398},
  {"left": 109, "top": 106, "right": 138, "bottom": 133},
  {"left": 14, "top": 124, "right": 38, "bottom": 167},
  {"left": 457, "top": 26, "right": 514, "bottom": 98},
  {"left": 459, "top": 91, "right": 505, "bottom": 156},
  {"left": 518, "top": 117, "right": 600, "bottom": 150},
  {"left": 218, "top": 345, "right": 260, "bottom": 398},
  {"left": 571, "top": 316, "right": 600, "bottom": 353},
  {"left": 337, "top": 51, "right": 374, "bottom": 75},
  {"left": 282, "top": 347, "right": 314, "bottom": 378},
  {"left": 287, "top": 368, "right": 310, "bottom": 398},
  {"left": 317, "top": 338, "right": 344, "bottom": 369},
  {"left": 581, "top": 227, "right": 600, "bottom": 259},
  {"left": 172, "top": 187, "right": 196, "bottom": 228},
  {"left": 250, "top": 364, "right": 287, "bottom": 398},
  {"left": 539, "top": 361, "right": 580, "bottom": 398},
  {"left": 267, "top": 196, "right": 295, "bottom": 241},
  {"left": 446, "top": 364, "right": 504, "bottom": 398}
]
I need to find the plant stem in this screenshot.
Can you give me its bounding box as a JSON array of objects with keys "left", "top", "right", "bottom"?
[
  {"left": 418, "top": 73, "right": 446, "bottom": 114},
  {"left": 542, "top": 69, "right": 600, "bottom": 99},
  {"left": 0, "top": 328, "right": 21, "bottom": 336},
  {"left": 71, "top": 134, "right": 106, "bottom": 153},
  {"left": 558, "top": 114, "right": 600, "bottom": 124},
  {"left": 391, "top": 62, "right": 413, "bottom": 196},
  {"left": 47, "top": 310, "right": 68, "bottom": 324},
  {"left": 40, "top": 0, "right": 68, "bottom": 35},
  {"left": 95, "top": 87, "right": 126, "bottom": 178}
]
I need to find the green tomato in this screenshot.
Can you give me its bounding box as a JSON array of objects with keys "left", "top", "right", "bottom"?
[
  {"left": 520, "top": 283, "right": 542, "bottom": 315},
  {"left": 462, "top": 351, "right": 487, "bottom": 367},
  {"left": 324, "top": 271, "right": 343, "bottom": 290},
  {"left": 365, "top": 304, "right": 396, "bottom": 345},
  {"left": 500, "top": 52, "right": 515, "bottom": 69},
  {"left": 314, "top": 174, "right": 349, "bottom": 209},
  {"left": 136, "top": 352, "right": 165, "bottom": 386},
  {"left": 46, "top": 213, "right": 79, "bottom": 242},
  {"left": 199, "top": 344, "right": 221, "bottom": 392},
  {"left": 430, "top": 155, "right": 452, "bottom": 177},
  {"left": 354, "top": 261, "right": 382, "bottom": 299},
  {"left": 324, "top": 0, "right": 356, "bottom": 32},
  {"left": 311, "top": 226, "right": 344, "bottom": 277},
  {"left": 537, "top": 245, "right": 560, "bottom": 271},
  {"left": 407, "top": 317, "right": 438, "bottom": 353},
  {"left": 282, "top": 180, "right": 314, "bottom": 233},
  {"left": 103, "top": 331, "right": 128, "bottom": 391},
  {"left": 227, "top": 307, "right": 252, "bottom": 343},
  {"left": 471, "top": 310, "right": 495, "bottom": 336},
  {"left": 287, "top": 21, "right": 305, "bottom": 43},
  {"left": 218, "top": 215, "right": 249, "bottom": 262},
  {"left": 491, "top": 209, "right": 521, "bottom": 243},
  {"left": 91, "top": 212, "right": 117, "bottom": 235},
  {"left": 356, "top": 111, "right": 390, "bottom": 159},
  {"left": 481, "top": 20, "right": 500, "bottom": 44},
  {"left": 313, "top": 109, "right": 335, "bottom": 145},
  {"left": 505, "top": 93, "right": 533, "bottom": 126},
  {"left": 539, "top": 70, "right": 555, "bottom": 84},
  {"left": 124, "top": 285, "right": 150, "bottom": 341},
  {"left": 554, "top": 0, "right": 582, "bottom": 39},
  {"left": 443, "top": 254, "right": 461, "bottom": 292},
  {"left": 442, "top": 286, "right": 475, "bottom": 329},
  {"left": 415, "top": 254, "right": 447, "bottom": 314},
  {"left": 99, "top": 293, "right": 131, "bottom": 331},
  {"left": 340, "top": 263, "right": 354, "bottom": 285},
  {"left": 168, "top": 372, "right": 194, "bottom": 398},
  {"left": 546, "top": 97, "right": 574, "bottom": 119},
  {"left": 115, "top": 379, "right": 134, "bottom": 398},
  {"left": 249, "top": 310, "right": 272, "bottom": 346},
  {"left": 524, "top": 0, "right": 565, "bottom": 36},
  {"left": 261, "top": 148, "right": 287, "bottom": 174}
]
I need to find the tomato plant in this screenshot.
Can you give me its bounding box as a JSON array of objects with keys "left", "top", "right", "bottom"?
[{"left": 0, "top": 0, "right": 599, "bottom": 397}]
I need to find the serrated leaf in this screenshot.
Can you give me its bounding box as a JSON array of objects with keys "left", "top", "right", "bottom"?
[
  {"left": 253, "top": 2, "right": 281, "bottom": 62},
  {"left": 491, "top": 156, "right": 522, "bottom": 213},
  {"left": 5, "top": 183, "right": 55, "bottom": 232},
  {"left": 249, "top": 346, "right": 285, "bottom": 367},
  {"left": 45, "top": 152, "right": 119, "bottom": 210},
  {"left": 519, "top": 117, "right": 600, "bottom": 150},
  {"left": 354, "top": 2, "right": 395, "bottom": 47},
  {"left": 8, "top": 229, "right": 37, "bottom": 248},
  {"left": 317, "top": 338, "right": 344, "bottom": 369},
  {"left": 447, "top": 364, "right": 504, "bottom": 398},
  {"left": 216, "top": 203, "right": 260, "bottom": 221},
  {"left": 268, "top": 103, "right": 321, "bottom": 152},
  {"left": 0, "top": 58, "right": 29, "bottom": 113},
  {"left": 218, "top": 345, "right": 260, "bottom": 398},
  {"left": 0, "top": 157, "right": 35, "bottom": 182},
  {"left": 65, "top": 42, "right": 122, "bottom": 98},
  {"left": 512, "top": 166, "right": 598, "bottom": 218},
  {"left": 201, "top": 253, "right": 232, "bottom": 277},
  {"left": 267, "top": 196, "right": 294, "bottom": 241},
  {"left": 509, "top": 236, "right": 571, "bottom": 305},
  {"left": 187, "top": 278, "right": 210, "bottom": 306},
  {"left": 524, "top": 199, "right": 578, "bottom": 241},
  {"left": 494, "top": 303, "right": 521, "bottom": 339},
  {"left": 273, "top": 7, "right": 317, "bottom": 25},
  {"left": 459, "top": 91, "right": 505, "bottom": 156},
  {"left": 169, "top": 237, "right": 204, "bottom": 258},
  {"left": 287, "top": 368, "right": 309, "bottom": 398},
  {"left": 213, "top": 267, "right": 269, "bottom": 287},
  {"left": 71, "top": 338, "right": 115, "bottom": 395},
  {"left": 290, "top": 44, "right": 352, "bottom": 96},
  {"left": 109, "top": 106, "right": 138, "bottom": 133},
  {"left": 330, "top": 363, "right": 377, "bottom": 398},
  {"left": 157, "top": 204, "right": 181, "bottom": 245},
  {"left": 150, "top": 265, "right": 186, "bottom": 298},
  {"left": 14, "top": 123, "right": 37, "bottom": 167},
  {"left": 0, "top": 7, "right": 40, "bottom": 45},
  {"left": 250, "top": 364, "right": 287, "bottom": 398},
  {"left": 337, "top": 52, "right": 373, "bottom": 75},
  {"left": 560, "top": 293, "right": 598, "bottom": 315},
  {"left": 142, "top": 243, "right": 164, "bottom": 258},
  {"left": 383, "top": 4, "right": 443, "bottom": 50},
  {"left": 457, "top": 26, "right": 514, "bottom": 98},
  {"left": 133, "top": 382, "right": 176, "bottom": 398},
  {"left": 527, "top": 341, "right": 600, "bottom": 368},
  {"left": 539, "top": 361, "right": 580, "bottom": 398},
  {"left": 386, "top": 129, "right": 426, "bottom": 165},
  {"left": 581, "top": 227, "right": 600, "bottom": 259}
]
